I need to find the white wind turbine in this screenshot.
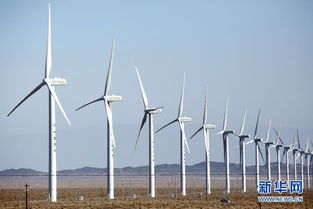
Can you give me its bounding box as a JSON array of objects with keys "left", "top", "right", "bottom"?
[
  {"left": 304, "top": 138, "right": 311, "bottom": 189},
  {"left": 292, "top": 130, "right": 301, "bottom": 180},
  {"left": 7, "top": 4, "right": 71, "bottom": 202},
  {"left": 297, "top": 134, "right": 305, "bottom": 182},
  {"left": 232, "top": 110, "right": 250, "bottom": 193},
  {"left": 155, "top": 73, "right": 191, "bottom": 196},
  {"left": 76, "top": 39, "right": 122, "bottom": 199},
  {"left": 133, "top": 67, "right": 163, "bottom": 198},
  {"left": 261, "top": 119, "right": 273, "bottom": 181},
  {"left": 272, "top": 125, "right": 284, "bottom": 181},
  {"left": 245, "top": 109, "right": 266, "bottom": 192},
  {"left": 216, "top": 98, "right": 234, "bottom": 194},
  {"left": 276, "top": 131, "right": 293, "bottom": 183},
  {"left": 190, "top": 87, "right": 216, "bottom": 195}
]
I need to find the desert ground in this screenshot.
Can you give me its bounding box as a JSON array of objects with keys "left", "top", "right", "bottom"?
[{"left": 1, "top": 175, "right": 312, "bottom": 209}]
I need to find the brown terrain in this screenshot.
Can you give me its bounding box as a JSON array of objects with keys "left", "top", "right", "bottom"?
[{"left": 1, "top": 175, "right": 312, "bottom": 209}]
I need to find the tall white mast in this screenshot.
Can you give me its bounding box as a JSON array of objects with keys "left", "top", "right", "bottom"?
[
  {"left": 76, "top": 39, "right": 121, "bottom": 199},
  {"left": 156, "top": 73, "right": 191, "bottom": 196},
  {"left": 134, "top": 67, "right": 163, "bottom": 198},
  {"left": 7, "top": 4, "right": 71, "bottom": 202}
]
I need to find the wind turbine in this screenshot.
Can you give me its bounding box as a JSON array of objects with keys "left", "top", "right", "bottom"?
[
  {"left": 261, "top": 119, "right": 273, "bottom": 181},
  {"left": 216, "top": 98, "right": 234, "bottom": 194},
  {"left": 276, "top": 130, "right": 293, "bottom": 183},
  {"left": 245, "top": 109, "right": 265, "bottom": 192},
  {"left": 232, "top": 110, "right": 249, "bottom": 193},
  {"left": 155, "top": 73, "right": 191, "bottom": 196},
  {"left": 7, "top": 4, "right": 71, "bottom": 202},
  {"left": 272, "top": 125, "right": 283, "bottom": 181},
  {"left": 297, "top": 134, "right": 305, "bottom": 182},
  {"left": 133, "top": 66, "right": 163, "bottom": 198},
  {"left": 292, "top": 130, "right": 301, "bottom": 180},
  {"left": 190, "top": 87, "right": 216, "bottom": 195},
  {"left": 75, "top": 39, "right": 122, "bottom": 199},
  {"left": 304, "top": 138, "right": 311, "bottom": 189}
]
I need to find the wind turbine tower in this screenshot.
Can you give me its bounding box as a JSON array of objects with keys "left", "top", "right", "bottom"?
[
  {"left": 7, "top": 4, "right": 71, "bottom": 202},
  {"left": 262, "top": 119, "right": 273, "bottom": 181},
  {"left": 76, "top": 39, "right": 122, "bottom": 199},
  {"left": 276, "top": 131, "right": 292, "bottom": 183},
  {"left": 246, "top": 109, "right": 265, "bottom": 192},
  {"left": 273, "top": 125, "right": 283, "bottom": 181},
  {"left": 190, "top": 87, "right": 216, "bottom": 195},
  {"left": 292, "top": 130, "right": 301, "bottom": 180},
  {"left": 134, "top": 67, "right": 163, "bottom": 198},
  {"left": 156, "top": 73, "right": 191, "bottom": 196},
  {"left": 304, "top": 139, "right": 311, "bottom": 189},
  {"left": 216, "top": 98, "right": 234, "bottom": 193},
  {"left": 232, "top": 110, "right": 250, "bottom": 192}
]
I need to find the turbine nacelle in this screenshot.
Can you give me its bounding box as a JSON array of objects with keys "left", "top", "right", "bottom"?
[
  {"left": 239, "top": 134, "right": 249, "bottom": 139},
  {"left": 178, "top": 116, "right": 192, "bottom": 122},
  {"left": 254, "top": 138, "right": 262, "bottom": 142},
  {"left": 145, "top": 108, "right": 162, "bottom": 114},
  {"left": 104, "top": 95, "right": 122, "bottom": 102},
  {"left": 47, "top": 77, "right": 67, "bottom": 86},
  {"left": 275, "top": 144, "right": 283, "bottom": 148},
  {"left": 265, "top": 142, "right": 274, "bottom": 145},
  {"left": 223, "top": 130, "right": 234, "bottom": 135},
  {"left": 203, "top": 124, "right": 216, "bottom": 129}
]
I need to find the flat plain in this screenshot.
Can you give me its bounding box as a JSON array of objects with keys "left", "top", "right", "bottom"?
[{"left": 1, "top": 176, "right": 312, "bottom": 208}]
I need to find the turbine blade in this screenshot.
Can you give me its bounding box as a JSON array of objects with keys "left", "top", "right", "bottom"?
[
  {"left": 7, "top": 81, "right": 45, "bottom": 117},
  {"left": 134, "top": 113, "right": 148, "bottom": 152},
  {"left": 281, "top": 149, "right": 286, "bottom": 162},
  {"left": 203, "top": 86, "right": 208, "bottom": 125},
  {"left": 305, "top": 138, "right": 310, "bottom": 152},
  {"left": 45, "top": 3, "right": 52, "bottom": 79},
  {"left": 215, "top": 130, "right": 224, "bottom": 136},
  {"left": 266, "top": 119, "right": 272, "bottom": 142},
  {"left": 104, "top": 99, "right": 116, "bottom": 147},
  {"left": 297, "top": 129, "right": 301, "bottom": 149},
  {"left": 76, "top": 97, "right": 103, "bottom": 111},
  {"left": 135, "top": 66, "right": 149, "bottom": 109},
  {"left": 47, "top": 83, "right": 71, "bottom": 125},
  {"left": 245, "top": 139, "right": 254, "bottom": 145},
  {"left": 239, "top": 109, "right": 247, "bottom": 135},
  {"left": 190, "top": 127, "right": 203, "bottom": 140},
  {"left": 296, "top": 152, "right": 300, "bottom": 161},
  {"left": 155, "top": 119, "right": 177, "bottom": 134},
  {"left": 104, "top": 38, "right": 115, "bottom": 96},
  {"left": 273, "top": 128, "right": 285, "bottom": 145},
  {"left": 232, "top": 132, "right": 240, "bottom": 137},
  {"left": 258, "top": 144, "right": 265, "bottom": 164},
  {"left": 222, "top": 97, "right": 229, "bottom": 130},
  {"left": 179, "top": 121, "right": 190, "bottom": 153},
  {"left": 178, "top": 73, "right": 185, "bottom": 117},
  {"left": 253, "top": 108, "right": 261, "bottom": 139},
  {"left": 275, "top": 124, "right": 282, "bottom": 145}
]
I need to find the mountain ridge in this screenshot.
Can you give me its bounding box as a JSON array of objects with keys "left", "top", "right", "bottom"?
[{"left": 0, "top": 161, "right": 301, "bottom": 176}]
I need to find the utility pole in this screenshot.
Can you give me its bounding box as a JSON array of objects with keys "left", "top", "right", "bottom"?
[{"left": 24, "top": 184, "right": 29, "bottom": 209}]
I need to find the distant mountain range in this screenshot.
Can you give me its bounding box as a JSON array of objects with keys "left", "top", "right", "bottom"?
[{"left": 0, "top": 161, "right": 304, "bottom": 176}]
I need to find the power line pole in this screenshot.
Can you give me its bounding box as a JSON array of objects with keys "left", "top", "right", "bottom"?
[{"left": 24, "top": 184, "right": 29, "bottom": 209}]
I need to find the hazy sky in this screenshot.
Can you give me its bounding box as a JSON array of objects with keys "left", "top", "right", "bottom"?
[{"left": 1, "top": 0, "right": 313, "bottom": 172}]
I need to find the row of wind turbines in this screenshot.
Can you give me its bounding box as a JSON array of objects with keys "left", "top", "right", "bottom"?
[{"left": 7, "top": 4, "right": 312, "bottom": 202}]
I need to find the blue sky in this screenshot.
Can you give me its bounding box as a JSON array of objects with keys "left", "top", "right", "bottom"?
[{"left": 0, "top": 0, "right": 313, "bottom": 171}]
